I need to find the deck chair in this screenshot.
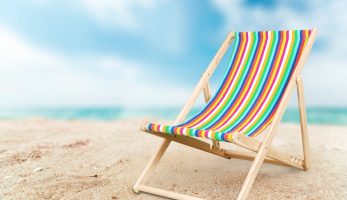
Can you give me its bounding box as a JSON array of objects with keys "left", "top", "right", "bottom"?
[{"left": 133, "top": 29, "right": 317, "bottom": 200}]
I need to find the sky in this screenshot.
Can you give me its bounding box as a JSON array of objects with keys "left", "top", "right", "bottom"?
[{"left": 0, "top": 0, "right": 346, "bottom": 109}]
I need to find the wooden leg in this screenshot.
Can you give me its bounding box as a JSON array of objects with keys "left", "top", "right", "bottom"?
[
  {"left": 133, "top": 139, "right": 171, "bottom": 193},
  {"left": 236, "top": 138, "right": 271, "bottom": 200},
  {"left": 296, "top": 76, "right": 310, "bottom": 170}
]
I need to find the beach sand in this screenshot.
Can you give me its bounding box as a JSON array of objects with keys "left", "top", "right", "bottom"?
[{"left": 0, "top": 119, "right": 346, "bottom": 199}]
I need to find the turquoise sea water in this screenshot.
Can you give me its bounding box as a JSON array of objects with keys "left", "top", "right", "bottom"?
[{"left": 0, "top": 107, "right": 347, "bottom": 125}]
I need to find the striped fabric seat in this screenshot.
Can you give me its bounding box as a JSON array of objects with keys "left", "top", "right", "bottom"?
[{"left": 143, "top": 30, "right": 312, "bottom": 142}]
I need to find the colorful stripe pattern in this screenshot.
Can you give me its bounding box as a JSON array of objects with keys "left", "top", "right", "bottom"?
[{"left": 144, "top": 30, "right": 311, "bottom": 142}]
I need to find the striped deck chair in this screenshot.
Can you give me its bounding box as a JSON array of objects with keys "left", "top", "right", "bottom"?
[{"left": 134, "top": 29, "right": 317, "bottom": 200}]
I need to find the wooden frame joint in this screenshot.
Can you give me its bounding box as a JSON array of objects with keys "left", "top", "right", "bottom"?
[{"left": 232, "top": 133, "right": 305, "bottom": 170}]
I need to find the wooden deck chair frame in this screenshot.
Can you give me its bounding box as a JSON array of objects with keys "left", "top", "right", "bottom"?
[{"left": 133, "top": 29, "right": 317, "bottom": 200}]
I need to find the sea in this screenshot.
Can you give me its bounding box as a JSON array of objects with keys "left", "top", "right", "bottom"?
[{"left": 0, "top": 107, "right": 346, "bottom": 125}]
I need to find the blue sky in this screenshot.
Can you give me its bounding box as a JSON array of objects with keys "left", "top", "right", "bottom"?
[{"left": 0, "top": 0, "right": 346, "bottom": 108}]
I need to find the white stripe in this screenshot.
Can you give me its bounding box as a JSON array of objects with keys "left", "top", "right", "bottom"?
[
  {"left": 182, "top": 128, "right": 187, "bottom": 136},
  {"left": 207, "top": 131, "right": 212, "bottom": 139}
]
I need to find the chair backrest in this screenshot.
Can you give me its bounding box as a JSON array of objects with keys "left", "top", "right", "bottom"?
[{"left": 180, "top": 30, "right": 312, "bottom": 137}]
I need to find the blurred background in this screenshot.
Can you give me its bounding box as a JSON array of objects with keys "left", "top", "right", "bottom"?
[{"left": 0, "top": 0, "right": 346, "bottom": 124}]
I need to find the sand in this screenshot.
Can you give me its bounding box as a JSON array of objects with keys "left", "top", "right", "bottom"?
[{"left": 0, "top": 119, "right": 346, "bottom": 199}]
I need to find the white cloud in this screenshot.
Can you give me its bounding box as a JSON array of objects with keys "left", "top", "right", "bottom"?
[
  {"left": 0, "top": 25, "right": 191, "bottom": 108},
  {"left": 80, "top": 0, "right": 190, "bottom": 55},
  {"left": 81, "top": 0, "right": 156, "bottom": 31},
  {"left": 212, "top": 0, "right": 347, "bottom": 106},
  {"left": 213, "top": 0, "right": 346, "bottom": 55}
]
